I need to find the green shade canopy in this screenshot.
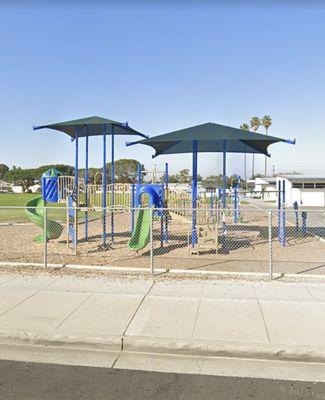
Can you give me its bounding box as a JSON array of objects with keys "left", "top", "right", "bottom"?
[
  {"left": 127, "top": 122, "right": 295, "bottom": 157},
  {"left": 34, "top": 116, "right": 148, "bottom": 139}
]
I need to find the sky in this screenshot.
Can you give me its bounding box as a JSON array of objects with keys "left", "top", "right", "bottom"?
[{"left": 0, "top": 1, "right": 324, "bottom": 178}]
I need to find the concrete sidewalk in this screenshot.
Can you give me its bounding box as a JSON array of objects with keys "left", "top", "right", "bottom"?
[{"left": 0, "top": 272, "right": 325, "bottom": 363}]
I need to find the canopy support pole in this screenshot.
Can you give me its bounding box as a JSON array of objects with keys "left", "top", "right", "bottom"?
[
  {"left": 192, "top": 140, "right": 198, "bottom": 247},
  {"left": 137, "top": 163, "right": 141, "bottom": 184},
  {"left": 222, "top": 140, "right": 227, "bottom": 209},
  {"left": 102, "top": 124, "right": 107, "bottom": 246},
  {"left": 84, "top": 126, "right": 89, "bottom": 240},
  {"left": 164, "top": 162, "right": 169, "bottom": 243},
  {"left": 72, "top": 126, "right": 79, "bottom": 249},
  {"left": 74, "top": 126, "right": 79, "bottom": 190},
  {"left": 111, "top": 126, "right": 115, "bottom": 242}
]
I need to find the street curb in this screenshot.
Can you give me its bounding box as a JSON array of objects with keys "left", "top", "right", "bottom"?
[
  {"left": 123, "top": 336, "right": 325, "bottom": 363},
  {"left": 1, "top": 330, "right": 325, "bottom": 364},
  {"left": 0, "top": 330, "right": 122, "bottom": 352}
]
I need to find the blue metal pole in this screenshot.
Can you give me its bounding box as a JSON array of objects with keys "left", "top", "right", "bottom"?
[
  {"left": 278, "top": 180, "right": 281, "bottom": 243},
  {"left": 137, "top": 163, "right": 141, "bottom": 184},
  {"left": 222, "top": 140, "right": 227, "bottom": 209},
  {"left": 160, "top": 183, "right": 164, "bottom": 247},
  {"left": 73, "top": 126, "right": 79, "bottom": 247},
  {"left": 111, "top": 126, "right": 115, "bottom": 242},
  {"left": 84, "top": 126, "right": 89, "bottom": 240},
  {"left": 293, "top": 201, "right": 299, "bottom": 236},
  {"left": 282, "top": 180, "right": 286, "bottom": 246},
  {"left": 102, "top": 124, "right": 107, "bottom": 246},
  {"left": 210, "top": 190, "right": 213, "bottom": 220},
  {"left": 74, "top": 126, "right": 79, "bottom": 189},
  {"left": 164, "top": 162, "right": 169, "bottom": 243},
  {"left": 192, "top": 140, "right": 198, "bottom": 247},
  {"left": 233, "top": 185, "right": 237, "bottom": 223},
  {"left": 302, "top": 211, "right": 307, "bottom": 236}
]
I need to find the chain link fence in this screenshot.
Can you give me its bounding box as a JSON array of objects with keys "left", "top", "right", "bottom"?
[
  {"left": 151, "top": 208, "right": 271, "bottom": 274},
  {"left": 0, "top": 206, "right": 44, "bottom": 265},
  {"left": 1, "top": 205, "right": 325, "bottom": 278},
  {"left": 271, "top": 209, "right": 325, "bottom": 276}
]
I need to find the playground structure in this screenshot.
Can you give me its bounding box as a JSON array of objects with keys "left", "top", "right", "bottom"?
[
  {"left": 128, "top": 163, "right": 168, "bottom": 252},
  {"left": 33, "top": 160, "right": 229, "bottom": 254},
  {"left": 24, "top": 117, "right": 299, "bottom": 264},
  {"left": 25, "top": 169, "right": 64, "bottom": 243},
  {"left": 127, "top": 122, "right": 295, "bottom": 255},
  {"left": 32, "top": 116, "right": 149, "bottom": 249},
  {"left": 25, "top": 196, "right": 63, "bottom": 243},
  {"left": 33, "top": 165, "right": 243, "bottom": 255}
]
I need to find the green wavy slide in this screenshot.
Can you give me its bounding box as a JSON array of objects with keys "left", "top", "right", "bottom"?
[
  {"left": 25, "top": 196, "right": 63, "bottom": 243},
  {"left": 128, "top": 209, "right": 151, "bottom": 252}
]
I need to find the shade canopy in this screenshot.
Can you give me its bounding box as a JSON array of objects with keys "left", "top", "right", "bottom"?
[
  {"left": 34, "top": 116, "right": 148, "bottom": 139},
  {"left": 127, "top": 122, "right": 295, "bottom": 157}
]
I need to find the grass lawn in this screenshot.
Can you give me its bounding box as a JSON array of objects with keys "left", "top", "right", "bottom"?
[
  {"left": 0, "top": 193, "right": 38, "bottom": 222},
  {"left": 0, "top": 193, "right": 38, "bottom": 207},
  {"left": 0, "top": 193, "right": 64, "bottom": 222},
  {"left": 0, "top": 193, "right": 100, "bottom": 223}
]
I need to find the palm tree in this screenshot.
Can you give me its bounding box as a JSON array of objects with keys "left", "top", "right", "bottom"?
[
  {"left": 261, "top": 115, "right": 272, "bottom": 176},
  {"left": 250, "top": 116, "right": 261, "bottom": 178},
  {"left": 240, "top": 123, "right": 249, "bottom": 184}
]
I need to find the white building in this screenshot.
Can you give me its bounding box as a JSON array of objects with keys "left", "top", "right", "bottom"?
[
  {"left": 254, "top": 177, "right": 277, "bottom": 201},
  {"left": 29, "top": 184, "right": 41, "bottom": 193},
  {"left": 11, "top": 185, "right": 23, "bottom": 193},
  {"left": 245, "top": 177, "right": 277, "bottom": 200},
  {"left": 168, "top": 183, "right": 191, "bottom": 193},
  {"left": 276, "top": 175, "right": 325, "bottom": 207},
  {"left": 0, "top": 180, "right": 12, "bottom": 193}
]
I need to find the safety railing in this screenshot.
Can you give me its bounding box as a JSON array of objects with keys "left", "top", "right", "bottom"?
[
  {"left": 58, "top": 178, "right": 132, "bottom": 208},
  {"left": 58, "top": 176, "right": 75, "bottom": 201}
]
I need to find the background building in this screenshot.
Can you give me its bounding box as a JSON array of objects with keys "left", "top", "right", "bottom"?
[{"left": 276, "top": 175, "right": 325, "bottom": 207}]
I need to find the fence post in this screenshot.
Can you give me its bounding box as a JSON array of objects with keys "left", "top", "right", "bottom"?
[
  {"left": 150, "top": 207, "right": 154, "bottom": 275},
  {"left": 268, "top": 209, "right": 273, "bottom": 279},
  {"left": 43, "top": 206, "right": 47, "bottom": 268}
]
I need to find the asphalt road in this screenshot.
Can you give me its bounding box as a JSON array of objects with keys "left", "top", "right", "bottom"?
[{"left": 0, "top": 360, "right": 324, "bottom": 400}]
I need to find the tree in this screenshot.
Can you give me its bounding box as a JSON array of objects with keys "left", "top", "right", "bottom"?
[
  {"left": 165, "top": 174, "right": 179, "bottom": 184},
  {"left": 202, "top": 175, "right": 222, "bottom": 188},
  {"left": 202, "top": 174, "right": 239, "bottom": 189},
  {"left": 4, "top": 167, "right": 35, "bottom": 193},
  {"left": 40, "top": 164, "right": 74, "bottom": 176},
  {"left": 159, "top": 168, "right": 202, "bottom": 184},
  {"left": 261, "top": 115, "right": 272, "bottom": 176},
  {"left": 177, "top": 169, "right": 191, "bottom": 184},
  {"left": 106, "top": 159, "right": 145, "bottom": 183},
  {"left": 36, "top": 165, "right": 74, "bottom": 180},
  {"left": 78, "top": 160, "right": 145, "bottom": 184},
  {"left": 250, "top": 116, "right": 261, "bottom": 178},
  {"left": 240, "top": 123, "right": 249, "bottom": 184},
  {"left": 87, "top": 168, "right": 102, "bottom": 184},
  {"left": 0, "top": 164, "right": 9, "bottom": 180}
]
